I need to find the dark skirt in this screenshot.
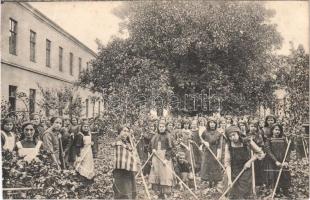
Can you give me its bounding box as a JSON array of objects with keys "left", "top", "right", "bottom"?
[
  {"left": 113, "top": 169, "right": 137, "bottom": 199},
  {"left": 200, "top": 148, "right": 222, "bottom": 182},
  {"left": 254, "top": 159, "right": 264, "bottom": 186},
  {"left": 264, "top": 158, "right": 291, "bottom": 190},
  {"left": 230, "top": 168, "right": 252, "bottom": 199}
]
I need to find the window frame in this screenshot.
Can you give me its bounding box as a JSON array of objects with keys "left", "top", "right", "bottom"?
[
  {"left": 69, "top": 52, "right": 73, "bottom": 76},
  {"left": 46, "top": 39, "right": 51, "bottom": 67},
  {"left": 59, "top": 46, "right": 63, "bottom": 72},
  {"left": 8, "top": 85, "right": 17, "bottom": 112},
  {"left": 30, "top": 30, "right": 36, "bottom": 62},
  {"left": 9, "top": 18, "right": 17, "bottom": 55}
]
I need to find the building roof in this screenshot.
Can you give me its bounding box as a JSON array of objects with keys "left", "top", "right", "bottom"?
[{"left": 19, "top": 2, "right": 97, "bottom": 57}]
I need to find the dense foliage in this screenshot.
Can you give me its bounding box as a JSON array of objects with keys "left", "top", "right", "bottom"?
[
  {"left": 80, "top": 1, "right": 283, "bottom": 117},
  {"left": 37, "top": 84, "right": 84, "bottom": 118},
  {"left": 276, "top": 45, "right": 309, "bottom": 130}
]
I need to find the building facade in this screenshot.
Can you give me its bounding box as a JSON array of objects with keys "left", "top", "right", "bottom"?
[{"left": 1, "top": 2, "right": 102, "bottom": 118}]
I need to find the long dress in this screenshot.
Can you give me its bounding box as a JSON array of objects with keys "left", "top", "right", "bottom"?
[
  {"left": 74, "top": 132, "right": 95, "bottom": 179},
  {"left": 229, "top": 145, "right": 252, "bottom": 199},
  {"left": 200, "top": 130, "right": 222, "bottom": 182},
  {"left": 68, "top": 125, "right": 80, "bottom": 164},
  {"left": 149, "top": 132, "right": 175, "bottom": 194},
  {"left": 1, "top": 130, "right": 16, "bottom": 151},
  {"left": 16, "top": 140, "right": 42, "bottom": 162},
  {"left": 250, "top": 133, "right": 265, "bottom": 186},
  {"left": 264, "top": 137, "right": 291, "bottom": 191},
  {"left": 224, "top": 140, "right": 265, "bottom": 199},
  {"left": 112, "top": 139, "right": 137, "bottom": 199}
]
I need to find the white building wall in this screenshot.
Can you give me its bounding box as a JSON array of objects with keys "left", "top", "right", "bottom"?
[{"left": 1, "top": 2, "right": 102, "bottom": 118}]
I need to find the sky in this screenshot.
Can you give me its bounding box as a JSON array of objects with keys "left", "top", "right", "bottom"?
[{"left": 30, "top": 1, "right": 309, "bottom": 55}]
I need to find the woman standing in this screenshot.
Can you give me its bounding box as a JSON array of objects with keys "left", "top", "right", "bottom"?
[
  {"left": 74, "top": 122, "right": 95, "bottom": 181},
  {"left": 264, "top": 124, "right": 291, "bottom": 197},
  {"left": 179, "top": 119, "right": 192, "bottom": 163},
  {"left": 1, "top": 118, "right": 17, "bottom": 152},
  {"left": 200, "top": 118, "right": 222, "bottom": 188},
  {"left": 248, "top": 120, "right": 265, "bottom": 188},
  {"left": 42, "top": 117, "right": 63, "bottom": 169},
  {"left": 190, "top": 120, "right": 201, "bottom": 173},
  {"left": 16, "top": 122, "right": 42, "bottom": 162},
  {"left": 224, "top": 126, "right": 265, "bottom": 199},
  {"left": 149, "top": 119, "right": 175, "bottom": 199},
  {"left": 68, "top": 117, "right": 80, "bottom": 167},
  {"left": 112, "top": 126, "right": 137, "bottom": 199}
]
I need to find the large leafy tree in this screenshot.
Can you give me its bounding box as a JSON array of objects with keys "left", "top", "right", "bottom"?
[
  {"left": 80, "top": 1, "right": 283, "bottom": 117},
  {"left": 79, "top": 38, "right": 172, "bottom": 124},
  {"left": 115, "top": 1, "right": 282, "bottom": 115},
  {"left": 276, "top": 44, "right": 309, "bottom": 131}
]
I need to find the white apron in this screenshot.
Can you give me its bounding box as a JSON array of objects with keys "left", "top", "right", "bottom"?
[
  {"left": 1, "top": 130, "right": 16, "bottom": 151},
  {"left": 149, "top": 141, "right": 174, "bottom": 186},
  {"left": 74, "top": 134, "right": 95, "bottom": 179},
  {"left": 16, "top": 141, "right": 42, "bottom": 162}
]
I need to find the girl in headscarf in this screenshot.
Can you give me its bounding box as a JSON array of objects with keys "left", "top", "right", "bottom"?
[
  {"left": 149, "top": 118, "right": 175, "bottom": 199},
  {"left": 74, "top": 121, "right": 95, "bottom": 181},
  {"left": 16, "top": 122, "right": 43, "bottom": 162},
  {"left": 112, "top": 125, "right": 137, "bottom": 199},
  {"left": 1, "top": 118, "right": 17, "bottom": 152},
  {"left": 224, "top": 126, "right": 265, "bottom": 199},
  {"left": 264, "top": 124, "right": 291, "bottom": 197},
  {"left": 200, "top": 117, "right": 222, "bottom": 188}
]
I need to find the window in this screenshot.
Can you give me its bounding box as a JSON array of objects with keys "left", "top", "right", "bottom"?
[
  {"left": 9, "top": 85, "right": 17, "bottom": 112},
  {"left": 9, "top": 18, "right": 17, "bottom": 55},
  {"left": 30, "top": 30, "right": 36, "bottom": 62},
  {"left": 78, "top": 57, "right": 82, "bottom": 75},
  {"left": 46, "top": 39, "right": 51, "bottom": 67},
  {"left": 69, "top": 52, "right": 73, "bottom": 75},
  {"left": 59, "top": 47, "right": 63, "bottom": 71},
  {"left": 85, "top": 99, "right": 89, "bottom": 118},
  {"left": 29, "top": 89, "right": 36, "bottom": 114}
]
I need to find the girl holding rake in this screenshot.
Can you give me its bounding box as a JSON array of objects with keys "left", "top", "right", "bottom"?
[{"left": 223, "top": 126, "right": 265, "bottom": 199}]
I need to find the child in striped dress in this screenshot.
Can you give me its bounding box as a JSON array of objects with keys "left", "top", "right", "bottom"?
[{"left": 112, "top": 126, "right": 138, "bottom": 199}]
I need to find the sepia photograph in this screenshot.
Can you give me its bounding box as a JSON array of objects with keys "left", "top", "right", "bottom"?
[{"left": 1, "top": 1, "right": 309, "bottom": 199}]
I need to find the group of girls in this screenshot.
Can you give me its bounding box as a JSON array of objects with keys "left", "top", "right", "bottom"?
[
  {"left": 1, "top": 114, "right": 99, "bottom": 182},
  {"left": 113, "top": 114, "right": 303, "bottom": 199}
]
